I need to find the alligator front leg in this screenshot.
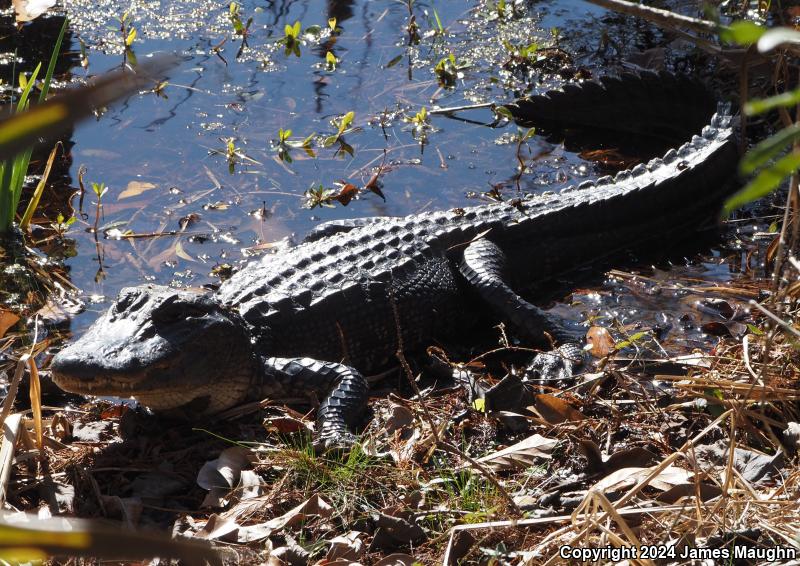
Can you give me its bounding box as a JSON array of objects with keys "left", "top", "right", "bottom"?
[
  {"left": 262, "top": 357, "right": 369, "bottom": 449},
  {"left": 459, "top": 238, "right": 587, "bottom": 384}
]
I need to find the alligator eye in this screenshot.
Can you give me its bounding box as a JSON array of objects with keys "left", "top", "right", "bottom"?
[{"left": 153, "top": 303, "right": 208, "bottom": 324}]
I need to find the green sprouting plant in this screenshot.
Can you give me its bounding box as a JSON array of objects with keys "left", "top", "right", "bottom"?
[
  {"left": 118, "top": 11, "right": 137, "bottom": 48},
  {"left": 328, "top": 17, "right": 341, "bottom": 34},
  {"left": 515, "top": 126, "right": 536, "bottom": 171},
  {"left": 50, "top": 212, "right": 76, "bottom": 238},
  {"left": 279, "top": 20, "right": 303, "bottom": 57},
  {"left": 404, "top": 106, "right": 432, "bottom": 146},
  {"left": 90, "top": 181, "right": 108, "bottom": 234},
  {"left": 274, "top": 128, "right": 315, "bottom": 163},
  {"left": 325, "top": 51, "right": 338, "bottom": 70},
  {"left": 503, "top": 40, "right": 538, "bottom": 60},
  {"left": 322, "top": 111, "right": 355, "bottom": 157},
  {"left": 228, "top": 2, "right": 253, "bottom": 37},
  {"left": 434, "top": 53, "right": 458, "bottom": 88},
  {"left": 407, "top": 106, "right": 429, "bottom": 127},
  {"left": 209, "top": 137, "right": 260, "bottom": 173},
  {"left": 0, "top": 18, "right": 66, "bottom": 235},
  {"left": 303, "top": 184, "right": 337, "bottom": 209},
  {"left": 116, "top": 10, "right": 137, "bottom": 64},
  {"left": 550, "top": 26, "right": 561, "bottom": 47}
]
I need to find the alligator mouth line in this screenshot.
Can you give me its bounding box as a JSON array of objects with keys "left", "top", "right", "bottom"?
[{"left": 52, "top": 360, "right": 186, "bottom": 396}]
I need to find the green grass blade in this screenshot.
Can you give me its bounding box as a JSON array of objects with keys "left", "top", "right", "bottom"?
[
  {"left": 9, "top": 148, "right": 33, "bottom": 217},
  {"left": 739, "top": 125, "right": 800, "bottom": 174},
  {"left": 725, "top": 152, "right": 800, "bottom": 214},
  {"left": 17, "top": 63, "right": 41, "bottom": 112},
  {"left": 39, "top": 17, "right": 68, "bottom": 103},
  {"left": 0, "top": 161, "right": 8, "bottom": 232},
  {"left": 0, "top": 160, "right": 15, "bottom": 230}
]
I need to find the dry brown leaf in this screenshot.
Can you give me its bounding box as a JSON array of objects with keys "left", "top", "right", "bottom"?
[
  {"left": 334, "top": 182, "right": 359, "bottom": 206},
  {"left": 0, "top": 309, "right": 20, "bottom": 339},
  {"left": 118, "top": 180, "right": 157, "bottom": 200},
  {"left": 531, "top": 394, "right": 585, "bottom": 425},
  {"left": 592, "top": 465, "right": 691, "bottom": 493},
  {"left": 197, "top": 446, "right": 255, "bottom": 508},
  {"left": 586, "top": 326, "right": 614, "bottom": 358},
  {"left": 175, "top": 241, "right": 196, "bottom": 262},
  {"left": 326, "top": 530, "right": 365, "bottom": 561},
  {"left": 12, "top": 0, "right": 55, "bottom": 22},
  {"left": 476, "top": 433, "right": 556, "bottom": 471},
  {"left": 264, "top": 415, "right": 312, "bottom": 434}
]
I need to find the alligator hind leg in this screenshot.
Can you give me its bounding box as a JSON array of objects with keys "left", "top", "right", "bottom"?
[
  {"left": 262, "top": 357, "right": 369, "bottom": 449},
  {"left": 459, "top": 238, "right": 586, "bottom": 384}
]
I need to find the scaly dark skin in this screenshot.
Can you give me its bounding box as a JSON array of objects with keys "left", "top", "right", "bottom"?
[{"left": 51, "top": 71, "right": 739, "bottom": 447}]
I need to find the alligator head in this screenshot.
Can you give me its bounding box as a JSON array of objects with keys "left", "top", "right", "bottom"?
[{"left": 51, "top": 285, "right": 257, "bottom": 415}]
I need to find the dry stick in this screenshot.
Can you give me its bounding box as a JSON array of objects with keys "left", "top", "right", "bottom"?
[
  {"left": 387, "top": 286, "right": 522, "bottom": 515},
  {"left": 539, "top": 409, "right": 733, "bottom": 565},
  {"left": 0, "top": 413, "right": 22, "bottom": 506},
  {"left": 750, "top": 300, "right": 800, "bottom": 339},
  {"left": 428, "top": 102, "right": 495, "bottom": 115},
  {"left": 0, "top": 354, "right": 30, "bottom": 428},
  {"left": 440, "top": 504, "right": 689, "bottom": 565},
  {"left": 583, "top": 0, "right": 716, "bottom": 33},
  {"left": 584, "top": 0, "right": 800, "bottom": 61}
]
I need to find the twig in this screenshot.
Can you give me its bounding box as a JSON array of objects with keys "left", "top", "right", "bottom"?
[
  {"left": 441, "top": 504, "right": 689, "bottom": 565},
  {"left": 0, "top": 355, "right": 29, "bottom": 427},
  {"left": 428, "top": 102, "right": 495, "bottom": 115},
  {"left": 750, "top": 299, "right": 800, "bottom": 338},
  {"left": 583, "top": 0, "right": 716, "bottom": 33}
]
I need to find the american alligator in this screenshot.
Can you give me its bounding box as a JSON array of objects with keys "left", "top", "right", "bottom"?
[{"left": 51, "top": 71, "right": 738, "bottom": 446}]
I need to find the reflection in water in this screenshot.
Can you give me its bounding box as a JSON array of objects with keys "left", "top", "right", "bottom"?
[{"left": 327, "top": 0, "right": 354, "bottom": 22}]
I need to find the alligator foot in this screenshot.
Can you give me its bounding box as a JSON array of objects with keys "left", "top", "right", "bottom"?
[
  {"left": 459, "top": 238, "right": 580, "bottom": 343},
  {"left": 263, "top": 357, "right": 369, "bottom": 450},
  {"left": 526, "top": 343, "right": 588, "bottom": 387}
]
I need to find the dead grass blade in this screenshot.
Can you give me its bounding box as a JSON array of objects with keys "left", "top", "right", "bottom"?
[
  {"left": 27, "top": 356, "right": 42, "bottom": 452},
  {"left": 0, "top": 414, "right": 22, "bottom": 506}
]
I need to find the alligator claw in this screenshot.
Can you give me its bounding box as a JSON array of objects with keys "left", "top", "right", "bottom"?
[
  {"left": 526, "top": 343, "right": 588, "bottom": 387},
  {"left": 314, "top": 431, "right": 358, "bottom": 454}
]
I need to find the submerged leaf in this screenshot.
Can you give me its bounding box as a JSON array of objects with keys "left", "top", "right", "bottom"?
[{"left": 118, "top": 180, "right": 157, "bottom": 199}]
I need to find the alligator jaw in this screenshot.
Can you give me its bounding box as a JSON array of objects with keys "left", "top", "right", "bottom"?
[{"left": 52, "top": 355, "right": 180, "bottom": 400}]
